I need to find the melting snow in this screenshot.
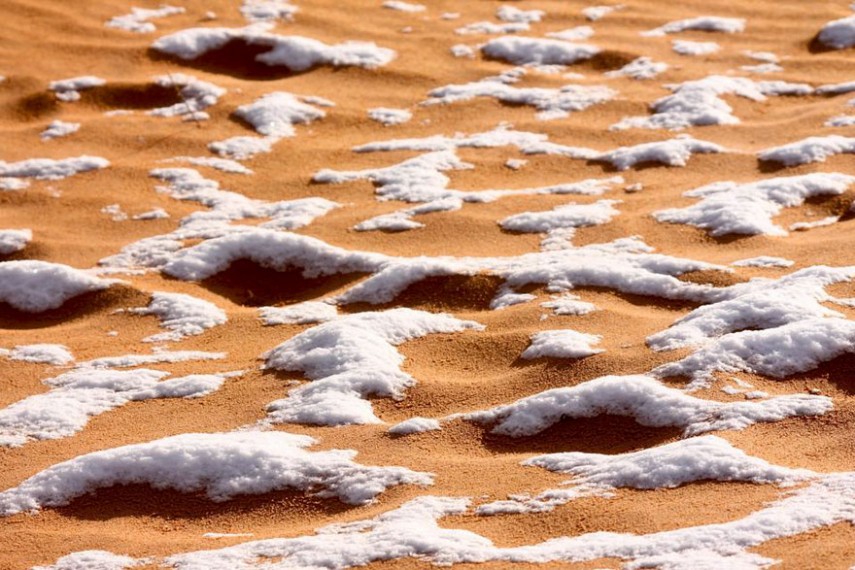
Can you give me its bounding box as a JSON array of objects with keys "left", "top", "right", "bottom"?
[
  {"left": 0, "top": 261, "right": 111, "bottom": 312},
  {"left": 758, "top": 135, "right": 855, "bottom": 166},
  {"left": 0, "top": 229, "right": 31, "bottom": 255},
  {"left": 521, "top": 329, "right": 604, "bottom": 359},
  {"left": 106, "top": 5, "right": 185, "bottom": 33},
  {"left": 40, "top": 120, "right": 80, "bottom": 141},
  {"left": 642, "top": 16, "right": 745, "bottom": 37},
  {"left": 1, "top": 344, "right": 73, "bottom": 365},
  {"left": 130, "top": 292, "right": 227, "bottom": 342}
]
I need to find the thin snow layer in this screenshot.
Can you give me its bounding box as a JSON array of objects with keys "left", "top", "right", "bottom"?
[
  {"left": 354, "top": 197, "right": 461, "bottom": 232},
  {"left": 455, "top": 21, "right": 530, "bottom": 35},
  {"left": 546, "top": 26, "right": 594, "bottom": 41},
  {"left": 106, "top": 5, "right": 184, "bottom": 33},
  {"left": 648, "top": 265, "right": 855, "bottom": 351},
  {"left": 653, "top": 173, "right": 855, "bottom": 236},
  {"left": 262, "top": 309, "right": 483, "bottom": 425},
  {"left": 758, "top": 135, "right": 855, "bottom": 166},
  {"left": 612, "top": 75, "right": 813, "bottom": 131},
  {"left": 148, "top": 74, "right": 225, "bottom": 119},
  {"left": 31, "top": 551, "right": 139, "bottom": 570},
  {"left": 642, "top": 16, "right": 745, "bottom": 37},
  {"left": 497, "top": 6, "right": 543, "bottom": 23},
  {"left": 0, "top": 369, "right": 231, "bottom": 446},
  {"left": 0, "top": 156, "right": 108, "bottom": 180},
  {"left": 40, "top": 120, "right": 80, "bottom": 141},
  {"left": 428, "top": 79, "right": 615, "bottom": 120},
  {"left": 234, "top": 92, "right": 325, "bottom": 137},
  {"left": 732, "top": 256, "right": 794, "bottom": 268},
  {"left": 672, "top": 39, "right": 720, "bottom": 56},
  {"left": 383, "top": 1, "right": 425, "bottom": 13},
  {"left": 151, "top": 25, "right": 396, "bottom": 71},
  {"left": 388, "top": 417, "right": 441, "bottom": 435},
  {"left": 595, "top": 136, "right": 724, "bottom": 170},
  {"left": 150, "top": 167, "right": 339, "bottom": 229},
  {"left": 481, "top": 36, "right": 598, "bottom": 65},
  {"left": 500, "top": 199, "right": 620, "bottom": 233},
  {"left": 825, "top": 115, "right": 855, "bottom": 127},
  {"left": 521, "top": 329, "right": 603, "bottom": 359},
  {"left": 583, "top": 5, "right": 623, "bottom": 21},
  {"left": 76, "top": 349, "right": 225, "bottom": 369},
  {"left": 368, "top": 107, "right": 412, "bottom": 126},
  {"left": 259, "top": 302, "right": 338, "bottom": 325},
  {"left": 120, "top": 468, "right": 855, "bottom": 570},
  {"left": 818, "top": 14, "right": 855, "bottom": 49},
  {"left": 0, "top": 432, "right": 432, "bottom": 514},
  {"left": 541, "top": 293, "right": 597, "bottom": 315},
  {"left": 816, "top": 81, "right": 855, "bottom": 95},
  {"left": 131, "top": 292, "right": 227, "bottom": 342},
  {"left": 0, "top": 261, "right": 111, "bottom": 312},
  {"left": 241, "top": 0, "right": 298, "bottom": 22},
  {"left": 208, "top": 135, "right": 276, "bottom": 160},
  {"left": 2, "top": 344, "right": 73, "bottom": 365},
  {"left": 604, "top": 57, "right": 667, "bottom": 80},
  {"left": 48, "top": 76, "right": 105, "bottom": 102},
  {"left": 526, "top": 435, "right": 815, "bottom": 489},
  {"left": 0, "top": 228, "right": 31, "bottom": 254},
  {"left": 464, "top": 375, "right": 831, "bottom": 437},
  {"left": 655, "top": 317, "right": 855, "bottom": 385},
  {"left": 171, "top": 156, "right": 253, "bottom": 175}
]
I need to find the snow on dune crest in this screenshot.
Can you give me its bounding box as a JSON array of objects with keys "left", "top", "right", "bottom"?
[
  {"left": 653, "top": 173, "right": 855, "bottom": 236},
  {"left": 151, "top": 25, "right": 396, "bottom": 71},
  {"left": 0, "top": 431, "right": 432, "bottom": 515},
  {"left": 595, "top": 136, "right": 724, "bottom": 170},
  {"left": 0, "top": 156, "right": 109, "bottom": 180},
  {"left": 817, "top": 14, "right": 855, "bottom": 49},
  {"left": 464, "top": 375, "right": 831, "bottom": 437},
  {"left": 262, "top": 309, "right": 484, "bottom": 425},
  {"left": 234, "top": 92, "right": 326, "bottom": 137},
  {"left": 106, "top": 5, "right": 184, "bottom": 33},
  {"left": 0, "top": 261, "right": 112, "bottom": 312},
  {"left": 0, "top": 229, "right": 31, "bottom": 254},
  {"left": 0, "top": 344, "right": 73, "bottom": 365},
  {"left": 481, "top": 36, "right": 599, "bottom": 66},
  {"left": 130, "top": 292, "right": 227, "bottom": 342},
  {"left": 521, "top": 329, "right": 604, "bottom": 359},
  {"left": 758, "top": 135, "right": 855, "bottom": 166},
  {"left": 642, "top": 16, "right": 745, "bottom": 37}
]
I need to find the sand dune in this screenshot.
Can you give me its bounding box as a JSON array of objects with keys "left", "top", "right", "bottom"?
[{"left": 2, "top": 0, "right": 855, "bottom": 568}]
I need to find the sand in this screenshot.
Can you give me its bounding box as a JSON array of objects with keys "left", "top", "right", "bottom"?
[{"left": 1, "top": 0, "right": 854, "bottom": 568}]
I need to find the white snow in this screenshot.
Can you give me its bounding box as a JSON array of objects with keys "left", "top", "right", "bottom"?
[
  {"left": 259, "top": 302, "right": 338, "bottom": 325},
  {"left": 500, "top": 199, "right": 620, "bottom": 233},
  {"left": 0, "top": 229, "right": 31, "bottom": 255},
  {"left": 241, "top": 0, "right": 298, "bottom": 22},
  {"left": 817, "top": 14, "right": 855, "bottom": 49},
  {"left": 450, "top": 44, "right": 475, "bottom": 58},
  {"left": 521, "top": 329, "right": 603, "bottom": 359},
  {"left": 790, "top": 216, "right": 839, "bottom": 231},
  {"left": 151, "top": 25, "right": 396, "bottom": 71},
  {"left": 234, "top": 92, "right": 325, "bottom": 137},
  {"left": 464, "top": 375, "right": 831, "bottom": 437},
  {"left": 582, "top": 5, "right": 622, "bottom": 21},
  {"left": 209, "top": 135, "right": 276, "bottom": 160},
  {"left": 652, "top": 173, "right": 855, "bottom": 236},
  {"left": 2, "top": 344, "right": 73, "bottom": 365},
  {"left": 40, "top": 120, "right": 80, "bottom": 141},
  {"left": 388, "top": 417, "right": 441, "bottom": 435},
  {"left": 825, "top": 115, "right": 855, "bottom": 127},
  {"left": 0, "top": 431, "right": 432, "bottom": 514},
  {"left": 106, "top": 5, "right": 185, "bottom": 33},
  {"left": 0, "top": 369, "right": 233, "bottom": 446},
  {"left": 0, "top": 261, "right": 111, "bottom": 312},
  {"left": 816, "top": 81, "right": 855, "bottom": 95},
  {"left": 546, "top": 26, "right": 594, "bottom": 41},
  {"left": 496, "top": 6, "right": 543, "bottom": 23},
  {"left": 31, "top": 551, "right": 139, "bottom": 570},
  {"left": 170, "top": 156, "right": 253, "bottom": 175},
  {"left": 758, "top": 135, "right": 855, "bottom": 166},
  {"left": 383, "top": 1, "right": 425, "bottom": 13},
  {"left": 595, "top": 136, "right": 724, "bottom": 170},
  {"left": 741, "top": 63, "right": 783, "bottom": 74},
  {"left": 368, "top": 107, "right": 412, "bottom": 126},
  {"left": 354, "top": 198, "right": 461, "bottom": 232},
  {"left": 672, "top": 39, "right": 720, "bottom": 56},
  {"left": 130, "top": 292, "right": 227, "bottom": 342},
  {"left": 262, "top": 309, "right": 483, "bottom": 425},
  {"left": 133, "top": 208, "right": 170, "bottom": 220},
  {"left": 0, "top": 156, "right": 108, "bottom": 180},
  {"left": 481, "top": 36, "right": 599, "bottom": 66},
  {"left": 604, "top": 57, "right": 667, "bottom": 80},
  {"left": 643, "top": 16, "right": 745, "bottom": 37},
  {"left": 455, "top": 22, "right": 530, "bottom": 35},
  {"left": 48, "top": 76, "right": 105, "bottom": 102},
  {"left": 148, "top": 74, "right": 225, "bottom": 119},
  {"left": 612, "top": 75, "right": 812, "bottom": 131},
  {"left": 731, "top": 256, "right": 794, "bottom": 268},
  {"left": 541, "top": 294, "right": 597, "bottom": 315},
  {"left": 76, "top": 349, "right": 225, "bottom": 369}
]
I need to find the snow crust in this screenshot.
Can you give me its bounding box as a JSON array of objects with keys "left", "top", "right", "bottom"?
[
  {"left": 818, "top": 14, "right": 855, "bottom": 49},
  {"left": 0, "top": 261, "right": 111, "bottom": 312},
  {"left": 262, "top": 309, "right": 483, "bottom": 425},
  {"left": 49, "top": 76, "right": 105, "bottom": 102},
  {"left": 40, "top": 120, "right": 80, "bottom": 141},
  {"left": 0, "top": 432, "right": 432, "bottom": 514},
  {"left": 234, "top": 92, "right": 325, "bottom": 137},
  {"left": 604, "top": 57, "right": 667, "bottom": 80},
  {"left": 521, "top": 329, "right": 603, "bottom": 359},
  {"left": 731, "top": 256, "right": 794, "bottom": 268},
  {"left": 0, "top": 156, "right": 108, "bottom": 180},
  {"left": 0, "top": 228, "right": 31, "bottom": 254},
  {"left": 368, "top": 107, "right": 412, "bottom": 126},
  {"left": 106, "top": 5, "right": 184, "bottom": 33},
  {"left": 672, "top": 40, "right": 720, "bottom": 56},
  {"left": 209, "top": 136, "right": 276, "bottom": 160},
  {"left": 388, "top": 417, "right": 441, "bottom": 435},
  {"left": 148, "top": 74, "right": 225, "bottom": 119},
  {"left": 1, "top": 344, "right": 73, "bottom": 365},
  {"left": 131, "top": 292, "right": 227, "bottom": 342},
  {"left": 500, "top": 200, "right": 620, "bottom": 233},
  {"left": 758, "top": 135, "right": 855, "bottom": 166},
  {"left": 595, "top": 136, "right": 723, "bottom": 170},
  {"left": 497, "top": 6, "right": 543, "bottom": 23},
  {"left": 464, "top": 375, "right": 831, "bottom": 437},
  {"left": 241, "top": 0, "right": 297, "bottom": 22},
  {"left": 151, "top": 25, "right": 396, "bottom": 71},
  {"left": 582, "top": 5, "right": 622, "bottom": 21},
  {"left": 643, "top": 16, "right": 745, "bottom": 37},
  {"left": 481, "top": 36, "right": 598, "bottom": 66},
  {"left": 383, "top": 1, "right": 425, "bottom": 13},
  {"left": 259, "top": 302, "right": 338, "bottom": 325},
  {"left": 653, "top": 173, "right": 855, "bottom": 236},
  {"left": 0, "top": 369, "right": 234, "bottom": 446}
]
